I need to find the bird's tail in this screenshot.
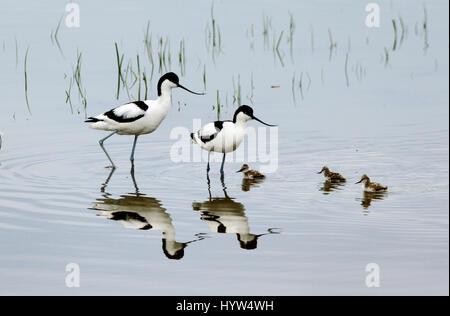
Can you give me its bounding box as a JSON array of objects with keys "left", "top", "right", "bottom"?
[
  {"left": 85, "top": 117, "right": 102, "bottom": 123},
  {"left": 190, "top": 132, "right": 198, "bottom": 144}
]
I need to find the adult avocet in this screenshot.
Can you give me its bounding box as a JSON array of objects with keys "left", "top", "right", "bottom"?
[
  {"left": 85, "top": 72, "right": 204, "bottom": 168},
  {"left": 190, "top": 105, "right": 276, "bottom": 175}
]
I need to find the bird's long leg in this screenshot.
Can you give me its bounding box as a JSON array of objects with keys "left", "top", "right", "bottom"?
[
  {"left": 220, "top": 173, "right": 230, "bottom": 199},
  {"left": 130, "top": 164, "right": 140, "bottom": 195},
  {"left": 130, "top": 135, "right": 139, "bottom": 164},
  {"left": 207, "top": 151, "right": 211, "bottom": 173},
  {"left": 220, "top": 153, "right": 226, "bottom": 175},
  {"left": 100, "top": 167, "right": 116, "bottom": 196},
  {"left": 99, "top": 130, "right": 118, "bottom": 168},
  {"left": 206, "top": 172, "right": 212, "bottom": 201}
]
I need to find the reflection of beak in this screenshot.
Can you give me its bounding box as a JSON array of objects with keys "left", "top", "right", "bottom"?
[
  {"left": 355, "top": 179, "right": 363, "bottom": 184},
  {"left": 252, "top": 116, "right": 277, "bottom": 127},
  {"left": 256, "top": 228, "right": 282, "bottom": 237},
  {"left": 184, "top": 233, "right": 209, "bottom": 245},
  {"left": 177, "top": 83, "right": 205, "bottom": 95}
]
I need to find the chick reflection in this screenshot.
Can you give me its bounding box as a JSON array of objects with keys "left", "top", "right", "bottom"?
[
  {"left": 193, "top": 176, "right": 278, "bottom": 250},
  {"left": 241, "top": 178, "right": 265, "bottom": 192},
  {"left": 359, "top": 191, "right": 387, "bottom": 211},
  {"left": 319, "top": 180, "right": 345, "bottom": 195},
  {"left": 92, "top": 168, "right": 203, "bottom": 260}
]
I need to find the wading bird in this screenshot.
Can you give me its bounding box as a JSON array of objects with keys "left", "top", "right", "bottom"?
[
  {"left": 236, "top": 164, "right": 266, "bottom": 179},
  {"left": 356, "top": 174, "right": 388, "bottom": 192},
  {"left": 85, "top": 72, "right": 204, "bottom": 168},
  {"left": 317, "top": 166, "right": 346, "bottom": 182},
  {"left": 190, "top": 105, "right": 276, "bottom": 175}
]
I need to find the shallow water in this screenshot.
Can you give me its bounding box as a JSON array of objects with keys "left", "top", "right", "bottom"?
[{"left": 0, "top": 0, "right": 448, "bottom": 295}]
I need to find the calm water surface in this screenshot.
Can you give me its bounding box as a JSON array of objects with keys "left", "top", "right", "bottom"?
[{"left": 0, "top": 0, "right": 448, "bottom": 295}]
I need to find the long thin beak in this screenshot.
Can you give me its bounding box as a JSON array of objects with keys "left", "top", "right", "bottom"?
[
  {"left": 317, "top": 171, "right": 322, "bottom": 174},
  {"left": 236, "top": 167, "right": 245, "bottom": 173},
  {"left": 355, "top": 180, "right": 362, "bottom": 184},
  {"left": 252, "top": 116, "right": 277, "bottom": 127},
  {"left": 177, "top": 84, "right": 205, "bottom": 95}
]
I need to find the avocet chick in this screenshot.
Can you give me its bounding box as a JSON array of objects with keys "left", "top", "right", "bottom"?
[
  {"left": 317, "top": 166, "right": 346, "bottom": 182},
  {"left": 356, "top": 174, "right": 388, "bottom": 192},
  {"left": 236, "top": 164, "right": 266, "bottom": 179}
]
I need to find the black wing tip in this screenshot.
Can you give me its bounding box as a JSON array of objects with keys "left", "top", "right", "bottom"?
[{"left": 85, "top": 117, "right": 101, "bottom": 123}]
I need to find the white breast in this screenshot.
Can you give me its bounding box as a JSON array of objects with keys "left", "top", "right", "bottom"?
[{"left": 208, "top": 123, "right": 246, "bottom": 153}]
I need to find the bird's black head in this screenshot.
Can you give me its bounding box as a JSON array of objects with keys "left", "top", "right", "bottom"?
[
  {"left": 162, "top": 72, "right": 180, "bottom": 85},
  {"left": 233, "top": 105, "right": 254, "bottom": 123},
  {"left": 233, "top": 105, "right": 277, "bottom": 127},
  {"left": 157, "top": 72, "right": 205, "bottom": 97},
  {"left": 162, "top": 239, "right": 186, "bottom": 260},
  {"left": 157, "top": 72, "right": 179, "bottom": 96},
  {"left": 237, "top": 234, "right": 258, "bottom": 250}
]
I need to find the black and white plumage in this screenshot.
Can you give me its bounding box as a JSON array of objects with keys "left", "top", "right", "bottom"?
[
  {"left": 85, "top": 72, "right": 204, "bottom": 168},
  {"left": 91, "top": 193, "right": 204, "bottom": 260},
  {"left": 193, "top": 182, "right": 279, "bottom": 250},
  {"left": 191, "top": 105, "right": 276, "bottom": 175}
]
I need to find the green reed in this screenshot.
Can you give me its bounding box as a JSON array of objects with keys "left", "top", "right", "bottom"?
[
  {"left": 115, "top": 42, "right": 124, "bottom": 100},
  {"left": 24, "top": 47, "right": 31, "bottom": 115},
  {"left": 143, "top": 72, "right": 148, "bottom": 100},
  {"left": 206, "top": 3, "right": 222, "bottom": 59},
  {"left": 65, "top": 75, "right": 74, "bottom": 114},
  {"left": 288, "top": 12, "right": 295, "bottom": 60},
  {"left": 383, "top": 47, "right": 390, "bottom": 67},
  {"left": 262, "top": 14, "right": 272, "bottom": 50},
  {"left": 344, "top": 53, "right": 349, "bottom": 87},
  {"left": 310, "top": 26, "right": 315, "bottom": 52},
  {"left": 398, "top": 15, "right": 406, "bottom": 47},
  {"left": 216, "top": 89, "right": 221, "bottom": 120},
  {"left": 73, "top": 50, "right": 87, "bottom": 115},
  {"left": 328, "top": 28, "right": 337, "bottom": 61},
  {"left": 178, "top": 39, "right": 186, "bottom": 76},
  {"left": 423, "top": 6, "right": 429, "bottom": 52},
  {"left": 52, "top": 15, "right": 64, "bottom": 56},
  {"left": 202, "top": 65, "right": 206, "bottom": 90},
  {"left": 136, "top": 54, "right": 141, "bottom": 100},
  {"left": 392, "top": 19, "right": 398, "bottom": 51},
  {"left": 232, "top": 75, "right": 241, "bottom": 105}
]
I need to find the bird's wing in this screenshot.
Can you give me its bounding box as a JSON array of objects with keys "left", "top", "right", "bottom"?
[
  {"left": 330, "top": 172, "right": 345, "bottom": 180},
  {"left": 197, "top": 121, "right": 227, "bottom": 143},
  {"left": 374, "top": 183, "right": 387, "bottom": 191},
  {"left": 103, "top": 101, "right": 149, "bottom": 123}
]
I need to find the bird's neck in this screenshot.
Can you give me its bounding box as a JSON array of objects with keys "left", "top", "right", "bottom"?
[
  {"left": 234, "top": 119, "right": 248, "bottom": 128},
  {"left": 156, "top": 89, "right": 172, "bottom": 107}
]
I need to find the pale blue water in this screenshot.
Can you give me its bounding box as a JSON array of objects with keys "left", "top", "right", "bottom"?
[{"left": 0, "top": 0, "right": 448, "bottom": 295}]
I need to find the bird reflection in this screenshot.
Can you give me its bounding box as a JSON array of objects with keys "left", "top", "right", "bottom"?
[
  {"left": 241, "top": 178, "right": 265, "bottom": 192},
  {"left": 319, "top": 180, "right": 345, "bottom": 195},
  {"left": 91, "top": 167, "right": 205, "bottom": 260},
  {"left": 358, "top": 191, "right": 388, "bottom": 212},
  {"left": 193, "top": 175, "right": 279, "bottom": 250}
]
